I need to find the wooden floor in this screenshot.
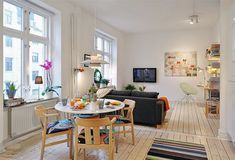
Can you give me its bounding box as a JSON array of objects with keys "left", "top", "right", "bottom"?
[{"left": 0, "top": 102, "right": 235, "bottom": 160}]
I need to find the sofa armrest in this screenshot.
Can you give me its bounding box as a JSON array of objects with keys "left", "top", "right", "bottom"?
[{"left": 156, "top": 100, "right": 165, "bottom": 124}]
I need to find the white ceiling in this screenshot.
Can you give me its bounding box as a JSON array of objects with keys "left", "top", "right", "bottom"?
[{"left": 69, "top": 0, "right": 220, "bottom": 33}]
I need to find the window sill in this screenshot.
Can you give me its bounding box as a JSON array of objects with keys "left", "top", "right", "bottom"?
[{"left": 4, "top": 97, "right": 59, "bottom": 108}]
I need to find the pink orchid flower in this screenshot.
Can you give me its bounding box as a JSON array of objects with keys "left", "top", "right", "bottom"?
[{"left": 40, "top": 60, "right": 52, "bottom": 70}]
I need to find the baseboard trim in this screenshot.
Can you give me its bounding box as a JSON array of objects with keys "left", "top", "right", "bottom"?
[
  {"left": 0, "top": 142, "right": 5, "bottom": 153},
  {"left": 218, "top": 129, "right": 231, "bottom": 141}
]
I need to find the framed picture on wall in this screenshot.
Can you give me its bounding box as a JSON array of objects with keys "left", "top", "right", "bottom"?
[
  {"left": 83, "top": 54, "right": 91, "bottom": 67},
  {"left": 164, "top": 51, "right": 197, "bottom": 77}
]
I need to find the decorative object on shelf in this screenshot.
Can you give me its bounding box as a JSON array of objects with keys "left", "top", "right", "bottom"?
[
  {"left": 81, "top": 54, "right": 109, "bottom": 68},
  {"left": 5, "top": 82, "right": 17, "bottom": 99},
  {"left": 100, "top": 79, "right": 110, "bottom": 88},
  {"left": 94, "top": 69, "right": 102, "bottom": 84},
  {"left": 124, "top": 84, "right": 136, "bottom": 91},
  {"left": 139, "top": 85, "right": 146, "bottom": 92},
  {"left": 35, "top": 76, "right": 43, "bottom": 100},
  {"left": 40, "top": 60, "right": 61, "bottom": 98},
  {"left": 165, "top": 51, "right": 197, "bottom": 77},
  {"left": 188, "top": 0, "right": 199, "bottom": 25},
  {"left": 83, "top": 54, "right": 91, "bottom": 67}
]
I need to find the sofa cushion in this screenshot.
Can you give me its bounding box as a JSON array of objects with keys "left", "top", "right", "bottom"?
[
  {"left": 108, "top": 90, "right": 131, "bottom": 96},
  {"left": 131, "top": 91, "right": 159, "bottom": 98}
]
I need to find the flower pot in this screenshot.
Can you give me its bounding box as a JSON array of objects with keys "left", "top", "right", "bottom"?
[
  {"left": 45, "top": 92, "right": 53, "bottom": 99},
  {"left": 6, "top": 90, "right": 16, "bottom": 99}
]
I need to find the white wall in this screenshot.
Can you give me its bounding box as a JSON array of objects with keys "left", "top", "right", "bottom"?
[
  {"left": 218, "top": 0, "right": 235, "bottom": 141},
  {"left": 122, "top": 28, "right": 212, "bottom": 101},
  {"left": 0, "top": 0, "right": 4, "bottom": 152}
]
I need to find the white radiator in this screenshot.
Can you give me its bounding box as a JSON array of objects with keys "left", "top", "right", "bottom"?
[{"left": 10, "top": 99, "right": 58, "bottom": 138}]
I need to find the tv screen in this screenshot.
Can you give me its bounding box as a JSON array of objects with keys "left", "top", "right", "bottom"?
[{"left": 133, "top": 68, "right": 156, "bottom": 83}]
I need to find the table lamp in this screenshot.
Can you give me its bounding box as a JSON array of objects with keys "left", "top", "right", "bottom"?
[{"left": 35, "top": 76, "right": 43, "bottom": 100}]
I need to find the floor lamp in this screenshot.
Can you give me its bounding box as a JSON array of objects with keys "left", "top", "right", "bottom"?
[{"left": 35, "top": 76, "right": 43, "bottom": 100}]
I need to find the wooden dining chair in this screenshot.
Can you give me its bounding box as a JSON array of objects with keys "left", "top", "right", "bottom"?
[
  {"left": 74, "top": 117, "right": 116, "bottom": 160},
  {"left": 107, "top": 99, "right": 136, "bottom": 145},
  {"left": 35, "top": 105, "right": 73, "bottom": 160}
]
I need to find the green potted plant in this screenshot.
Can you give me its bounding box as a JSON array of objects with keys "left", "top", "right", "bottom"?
[
  {"left": 124, "top": 84, "right": 136, "bottom": 91},
  {"left": 100, "top": 79, "right": 110, "bottom": 88},
  {"left": 5, "top": 82, "right": 17, "bottom": 99}
]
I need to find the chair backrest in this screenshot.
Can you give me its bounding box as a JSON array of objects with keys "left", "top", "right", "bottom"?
[
  {"left": 35, "top": 105, "right": 47, "bottom": 129},
  {"left": 180, "top": 82, "right": 198, "bottom": 95},
  {"left": 123, "top": 99, "right": 136, "bottom": 120},
  {"left": 74, "top": 117, "right": 113, "bottom": 145}
]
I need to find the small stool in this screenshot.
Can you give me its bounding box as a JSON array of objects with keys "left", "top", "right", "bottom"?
[{"left": 205, "top": 100, "right": 220, "bottom": 117}]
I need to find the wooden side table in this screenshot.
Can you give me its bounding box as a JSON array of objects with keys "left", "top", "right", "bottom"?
[{"left": 205, "top": 100, "right": 220, "bottom": 117}]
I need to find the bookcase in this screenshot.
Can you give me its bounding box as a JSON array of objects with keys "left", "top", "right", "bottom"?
[{"left": 204, "top": 44, "right": 220, "bottom": 117}]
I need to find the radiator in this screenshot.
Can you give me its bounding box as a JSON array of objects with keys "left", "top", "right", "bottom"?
[{"left": 10, "top": 99, "right": 58, "bottom": 138}]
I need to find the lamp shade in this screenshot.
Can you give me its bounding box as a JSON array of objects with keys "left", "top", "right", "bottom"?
[
  {"left": 35, "top": 76, "right": 43, "bottom": 84},
  {"left": 81, "top": 55, "right": 109, "bottom": 66}
]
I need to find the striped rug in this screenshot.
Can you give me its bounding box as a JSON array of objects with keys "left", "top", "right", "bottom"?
[{"left": 146, "top": 138, "right": 208, "bottom": 160}]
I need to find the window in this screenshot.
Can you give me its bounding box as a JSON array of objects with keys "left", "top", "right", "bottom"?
[
  {"left": 3, "top": 0, "right": 50, "bottom": 99},
  {"left": 4, "top": 9, "right": 12, "bottom": 24},
  {"left": 32, "top": 71, "right": 39, "bottom": 81},
  {"left": 3, "top": 1, "right": 23, "bottom": 30},
  {"left": 5, "top": 57, "right": 13, "bottom": 71},
  {"left": 95, "top": 32, "right": 112, "bottom": 80},
  {"left": 32, "top": 89, "right": 39, "bottom": 96},
  {"left": 32, "top": 52, "right": 39, "bottom": 63},
  {"left": 5, "top": 36, "right": 12, "bottom": 47}
]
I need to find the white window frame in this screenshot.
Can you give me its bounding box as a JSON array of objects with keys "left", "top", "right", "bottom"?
[
  {"left": 95, "top": 31, "right": 113, "bottom": 79},
  {"left": 3, "top": 0, "right": 51, "bottom": 98}
]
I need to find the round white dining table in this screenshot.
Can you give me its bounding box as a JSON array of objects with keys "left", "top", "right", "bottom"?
[{"left": 54, "top": 99, "right": 125, "bottom": 115}]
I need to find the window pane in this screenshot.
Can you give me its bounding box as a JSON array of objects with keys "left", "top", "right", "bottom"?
[
  {"left": 29, "top": 12, "right": 47, "bottom": 37},
  {"left": 96, "top": 37, "right": 103, "bottom": 51},
  {"left": 3, "top": 35, "right": 22, "bottom": 98},
  {"left": 104, "top": 40, "right": 110, "bottom": 53},
  {"left": 29, "top": 41, "right": 46, "bottom": 99},
  {"left": 104, "top": 55, "right": 110, "bottom": 79},
  {"left": 3, "top": 1, "right": 23, "bottom": 31}
]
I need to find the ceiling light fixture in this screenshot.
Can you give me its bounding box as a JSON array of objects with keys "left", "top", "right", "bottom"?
[{"left": 188, "top": 0, "right": 199, "bottom": 25}]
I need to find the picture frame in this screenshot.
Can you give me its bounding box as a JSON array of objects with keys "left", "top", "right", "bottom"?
[{"left": 83, "top": 54, "right": 91, "bottom": 67}]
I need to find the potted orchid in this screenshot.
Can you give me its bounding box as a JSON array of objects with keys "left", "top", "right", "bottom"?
[{"left": 40, "top": 60, "right": 61, "bottom": 98}]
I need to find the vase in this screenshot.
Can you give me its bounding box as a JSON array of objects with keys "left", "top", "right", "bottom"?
[
  {"left": 6, "top": 90, "right": 16, "bottom": 99},
  {"left": 45, "top": 92, "right": 53, "bottom": 99}
]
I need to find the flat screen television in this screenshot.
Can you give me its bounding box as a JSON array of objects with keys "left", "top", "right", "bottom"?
[{"left": 133, "top": 68, "right": 157, "bottom": 83}]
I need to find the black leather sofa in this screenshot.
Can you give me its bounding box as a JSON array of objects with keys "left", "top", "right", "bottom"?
[{"left": 104, "top": 90, "right": 166, "bottom": 126}]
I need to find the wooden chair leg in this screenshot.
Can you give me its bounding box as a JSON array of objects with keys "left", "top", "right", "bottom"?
[
  {"left": 123, "top": 126, "right": 126, "bottom": 137},
  {"left": 74, "top": 140, "right": 78, "bottom": 160},
  {"left": 40, "top": 135, "right": 46, "bottom": 160},
  {"left": 205, "top": 102, "right": 208, "bottom": 117},
  {"left": 69, "top": 132, "right": 72, "bottom": 159},
  {"left": 83, "top": 149, "right": 86, "bottom": 159},
  {"left": 67, "top": 134, "right": 69, "bottom": 147},
  {"left": 108, "top": 147, "right": 113, "bottom": 160},
  {"left": 131, "top": 124, "right": 135, "bottom": 145}
]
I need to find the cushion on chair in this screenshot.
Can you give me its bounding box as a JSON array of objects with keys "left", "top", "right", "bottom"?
[
  {"left": 47, "top": 119, "right": 73, "bottom": 134},
  {"left": 78, "top": 129, "right": 113, "bottom": 144}
]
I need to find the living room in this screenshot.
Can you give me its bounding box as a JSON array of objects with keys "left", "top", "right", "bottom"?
[{"left": 0, "top": 0, "right": 235, "bottom": 159}]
